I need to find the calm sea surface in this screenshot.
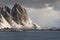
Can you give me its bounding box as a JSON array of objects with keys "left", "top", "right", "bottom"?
[{"left": 0, "top": 31, "right": 60, "bottom": 40}]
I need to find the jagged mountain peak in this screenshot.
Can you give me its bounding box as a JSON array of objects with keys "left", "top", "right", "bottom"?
[
  {"left": 12, "top": 3, "right": 23, "bottom": 13},
  {"left": 0, "top": 3, "right": 41, "bottom": 30},
  {"left": 11, "top": 3, "right": 28, "bottom": 24}
]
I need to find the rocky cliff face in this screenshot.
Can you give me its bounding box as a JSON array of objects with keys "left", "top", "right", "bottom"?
[{"left": 0, "top": 3, "right": 41, "bottom": 30}]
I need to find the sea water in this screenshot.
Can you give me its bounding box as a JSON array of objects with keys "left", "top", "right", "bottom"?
[{"left": 0, "top": 31, "right": 60, "bottom": 40}]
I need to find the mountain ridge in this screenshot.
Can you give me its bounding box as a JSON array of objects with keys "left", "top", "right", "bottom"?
[{"left": 0, "top": 3, "right": 41, "bottom": 31}]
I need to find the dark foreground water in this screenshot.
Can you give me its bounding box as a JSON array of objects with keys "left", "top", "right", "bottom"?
[{"left": 0, "top": 31, "right": 60, "bottom": 40}]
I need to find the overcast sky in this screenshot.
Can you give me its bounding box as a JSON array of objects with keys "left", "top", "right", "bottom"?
[{"left": 0, "top": 0, "right": 60, "bottom": 28}]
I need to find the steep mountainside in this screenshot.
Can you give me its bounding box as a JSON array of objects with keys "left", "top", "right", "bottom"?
[{"left": 0, "top": 3, "right": 41, "bottom": 31}]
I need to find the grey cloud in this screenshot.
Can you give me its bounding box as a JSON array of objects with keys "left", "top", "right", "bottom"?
[
  {"left": 0, "top": 0, "right": 60, "bottom": 11},
  {"left": 0, "top": 0, "right": 54, "bottom": 8}
]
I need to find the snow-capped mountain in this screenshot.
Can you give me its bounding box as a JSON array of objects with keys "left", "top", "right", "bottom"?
[{"left": 0, "top": 3, "right": 41, "bottom": 30}]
